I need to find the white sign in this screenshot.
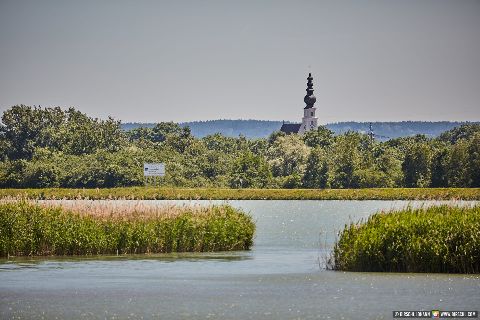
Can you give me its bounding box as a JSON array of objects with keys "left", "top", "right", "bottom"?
[{"left": 144, "top": 163, "right": 165, "bottom": 177}]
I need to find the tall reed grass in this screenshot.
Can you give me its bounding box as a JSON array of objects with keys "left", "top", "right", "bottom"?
[
  {"left": 332, "top": 205, "right": 480, "bottom": 273},
  {"left": 0, "top": 200, "right": 255, "bottom": 257}
]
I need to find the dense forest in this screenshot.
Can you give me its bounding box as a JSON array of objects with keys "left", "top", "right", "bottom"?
[
  {"left": 1, "top": 105, "right": 479, "bottom": 189},
  {"left": 123, "top": 120, "right": 479, "bottom": 139}
]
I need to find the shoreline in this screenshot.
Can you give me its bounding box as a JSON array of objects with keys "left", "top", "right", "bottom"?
[{"left": 1, "top": 187, "right": 479, "bottom": 201}]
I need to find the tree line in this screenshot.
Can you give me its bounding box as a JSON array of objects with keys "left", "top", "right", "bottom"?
[
  {"left": 123, "top": 120, "right": 477, "bottom": 139},
  {"left": 1, "top": 105, "right": 479, "bottom": 189}
]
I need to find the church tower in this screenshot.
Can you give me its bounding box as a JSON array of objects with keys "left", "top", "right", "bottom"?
[
  {"left": 298, "top": 73, "right": 318, "bottom": 134},
  {"left": 279, "top": 73, "right": 319, "bottom": 135}
]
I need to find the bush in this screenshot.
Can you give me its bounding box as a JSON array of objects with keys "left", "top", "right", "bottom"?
[{"left": 333, "top": 205, "right": 480, "bottom": 273}]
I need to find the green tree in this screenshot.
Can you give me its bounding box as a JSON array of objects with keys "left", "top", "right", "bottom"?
[
  {"left": 329, "top": 132, "right": 362, "bottom": 188},
  {"left": 446, "top": 139, "right": 470, "bottom": 187},
  {"left": 467, "top": 132, "right": 480, "bottom": 187},
  {"left": 1, "top": 105, "right": 64, "bottom": 159},
  {"left": 128, "top": 122, "right": 185, "bottom": 143},
  {"left": 165, "top": 127, "right": 195, "bottom": 153},
  {"left": 430, "top": 145, "right": 450, "bottom": 187},
  {"left": 352, "top": 168, "right": 389, "bottom": 188},
  {"left": 266, "top": 134, "right": 310, "bottom": 177},
  {"left": 402, "top": 142, "right": 432, "bottom": 187},
  {"left": 0, "top": 105, "right": 126, "bottom": 159},
  {"left": 438, "top": 124, "right": 480, "bottom": 144},
  {"left": 371, "top": 146, "right": 403, "bottom": 187},
  {"left": 303, "top": 126, "right": 334, "bottom": 148},
  {"left": 202, "top": 133, "right": 239, "bottom": 153},
  {"left": 60, "top": 108, "right": 125, "bottom": 155},
  {"left": 267, "top": 131, "right": 286, "bottom": 145},
  {"left": 0, "top": 160, "right": 27, "bottom": 188},
  {"left": 387, "top": 134, "right": 429, "bottom": 152},
  {"left": 230, "top": 151, "right": 272, "bottom": 188},
  {"left": 302, "top": 147, "right": 329, "bottom": 188}
]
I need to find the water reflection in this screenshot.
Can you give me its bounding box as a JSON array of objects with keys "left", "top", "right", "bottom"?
[{"left": 0, "top": 252, "right": 254, "bottom": 272}]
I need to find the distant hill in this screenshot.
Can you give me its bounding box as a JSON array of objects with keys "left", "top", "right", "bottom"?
[
  {"left": 326, "top": 121, "right": 480, "bottom": 141},
  {"left": 122, "top": 120, "right": 283, "bottom": 138},
  {"left": 122, "top": 120, "right": 479, "bottom": 140}
]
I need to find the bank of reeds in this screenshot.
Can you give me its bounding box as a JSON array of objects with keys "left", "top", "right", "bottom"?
[
  {"left": 0, "top": 200, "right": 255, "bottom": 257},
  {"left": 1, "top": 187, "right": 479, "bottom": 200},
  {"left": 332, "top": 205, "right": 480, "bottom": 273}
]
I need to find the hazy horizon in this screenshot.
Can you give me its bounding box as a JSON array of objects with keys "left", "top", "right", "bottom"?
[
  {"left": 127, "top": 119, "right": 480, "bottom": 125},
  {"left": 1, "top": 0, "right": 479, "bottom": 124}
]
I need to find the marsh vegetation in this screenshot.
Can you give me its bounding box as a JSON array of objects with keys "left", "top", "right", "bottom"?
[
  {"left": 333, "top": 205, "right": 480, "bottom": 273},
  {"left": 0, "top": 200, "right": 255, "bottom": 257},
  {"left": 1, "top": 187, "right": 479, "bottom": 201}
]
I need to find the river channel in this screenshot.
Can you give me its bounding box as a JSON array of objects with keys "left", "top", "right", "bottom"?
[{"left": 1, "top": 200, "right": 479, "bottom": 319}]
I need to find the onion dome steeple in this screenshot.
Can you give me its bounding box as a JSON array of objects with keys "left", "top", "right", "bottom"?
[{"left": 303, "top": 73, "right": 316, "bottom": 109}]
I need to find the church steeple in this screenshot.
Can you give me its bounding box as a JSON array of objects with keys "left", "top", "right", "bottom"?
[
  {"left": 304, "top": 73, "right": 317, "bottom": 109},
  {"left": 279, "top": 72, "right": 319, "bottom": 135},
  {"left": 299, "top": 72, "right": 318, "bottom": 134}
]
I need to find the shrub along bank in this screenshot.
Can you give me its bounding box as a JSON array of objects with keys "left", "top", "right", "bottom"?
[
  {"left": 333, "top": 205, "right": 480, "bottom": 273},
  {"left": 1, "top": 187, "right": 480, "bottom": 200}
]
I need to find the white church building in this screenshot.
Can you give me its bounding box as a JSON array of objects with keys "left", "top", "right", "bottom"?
[{"left": 280, "top": 73, "right": 318, "bottom": 134}]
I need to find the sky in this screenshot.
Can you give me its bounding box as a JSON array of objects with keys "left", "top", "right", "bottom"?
[{"left": 0, "top": 0, "right": 479, "bottom": 124}]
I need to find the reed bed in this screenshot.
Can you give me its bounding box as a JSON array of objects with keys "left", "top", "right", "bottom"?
[
  {"left": 0, "top": 200, "right": 255, "bottom": 257},
  {"left": 332, "top": 205, "right": 480, "bottom": 273},
  {"left": 35, "top": 200, "right": 213, "bottom": 219},
  {"left": 1, "top": 187, "right": 480, "bottom": 200}
]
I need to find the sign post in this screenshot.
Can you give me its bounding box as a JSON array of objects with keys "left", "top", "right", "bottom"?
[{"left": 143, "top": 163, "right": 165, "bottom": 187}]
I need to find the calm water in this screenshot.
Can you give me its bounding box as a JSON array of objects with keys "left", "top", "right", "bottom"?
[{"left": 1, "top": 200, "right": 479, "bottom": 319}]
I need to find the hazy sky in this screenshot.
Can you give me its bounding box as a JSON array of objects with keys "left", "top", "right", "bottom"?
[{"left": 1, "top": 0, "right": 479, "bottom": 123}]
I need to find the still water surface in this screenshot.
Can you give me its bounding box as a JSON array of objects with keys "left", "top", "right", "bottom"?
[{"left": 1, "top": 200, "right": 479, "bottom": 319}]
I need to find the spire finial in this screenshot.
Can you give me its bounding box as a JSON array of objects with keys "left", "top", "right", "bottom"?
[{"left": 304, "top": 72, "right": 316, "bottom": 109}]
